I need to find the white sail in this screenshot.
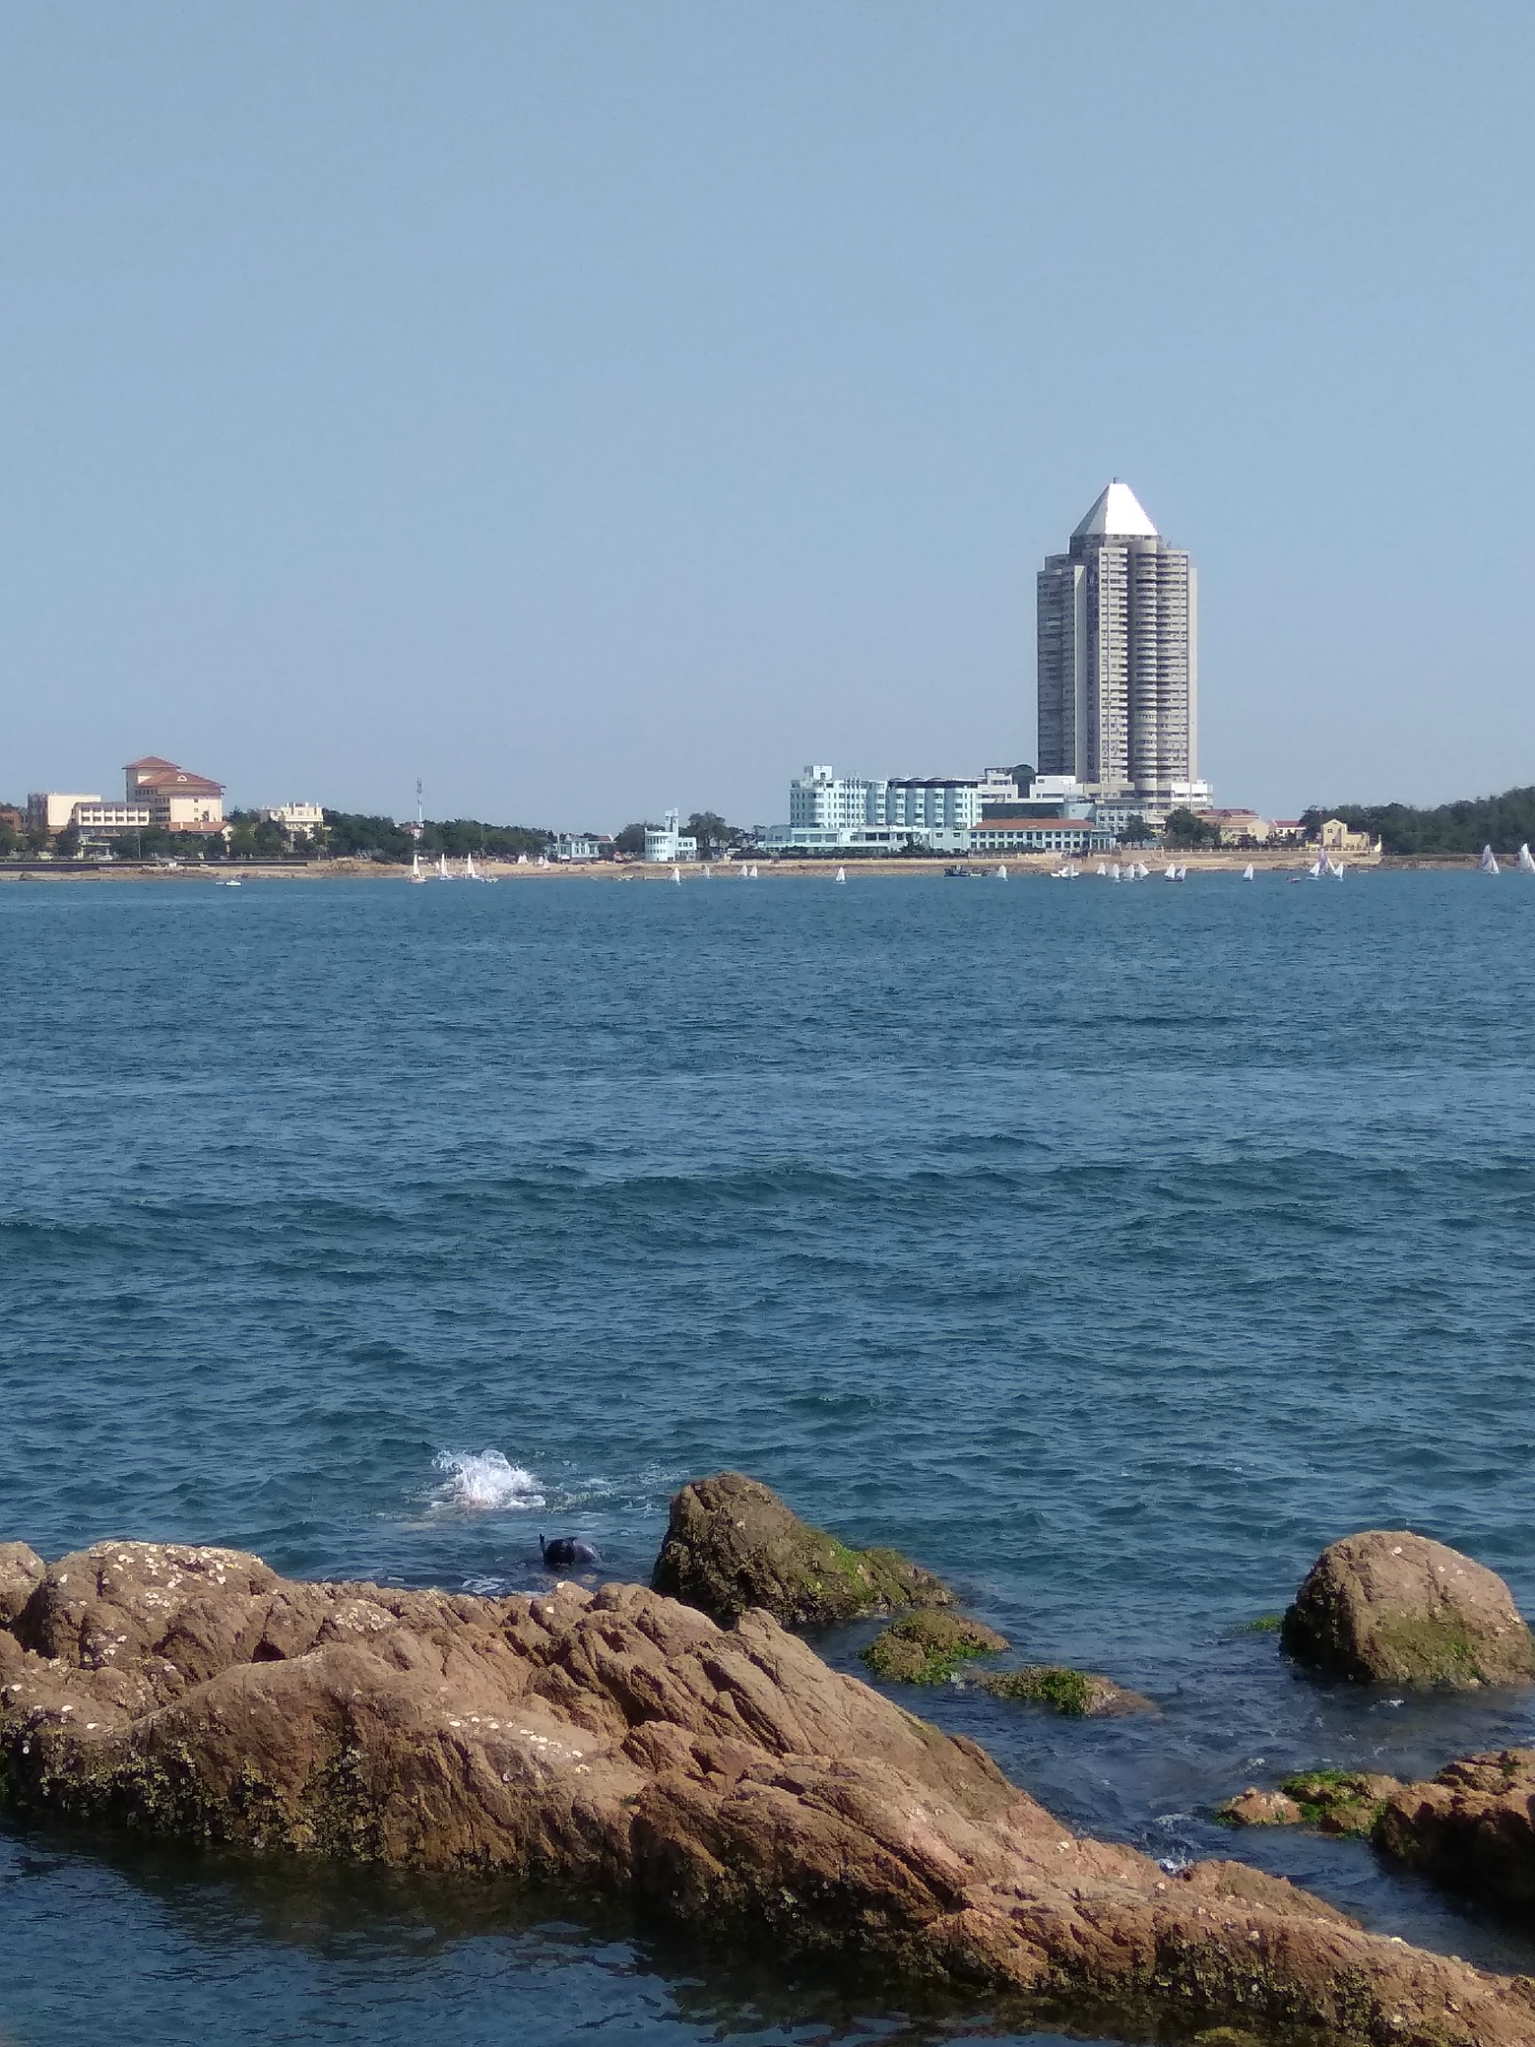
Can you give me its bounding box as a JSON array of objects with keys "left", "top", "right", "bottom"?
[
  {"left": 672, "top": 865, "right": 682, "bottom": 884},
  {"left": 465, "top": 852, "right": 477, "bottom": 879},
  {"left": 1163, "top": 864, "right": 1177, "bottom": 880},
  {"left": 751, "top": 864, "right": 759, "bottom": 878},
  {"left": 995, "top": 864, "right": 1007, "bottom": 879},
  {"left": 1109, "top": 862, "right": 1120, "bottom": 881},
  {"left": 1479, "top": 843, "right": 1500, "bottom": 874},
  {"left": 1095, "top": 862, "right": 1107, "bottom": 876},
  {"left": 438, "top": 853, "right": 450, "bottom": 879},
  {"left": 1520, "top": 843, "right": 1535, "bottom": 873},
  {"left": 834, "top": 866, "right": 847, "bottom": 883},
  {"left": 1242, "top": 863, "right": 1254, "bottom": 881}
]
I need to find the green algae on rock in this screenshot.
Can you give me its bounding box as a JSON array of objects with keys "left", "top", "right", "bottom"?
[
  {"left": 1281, "top": 1530, "right": 1535, "bottom": 1687},
  {"left": 861, "top": 1610, "right": 1007, "bottom": 1685},
  {"left": 976, "top": 1664, "right": 1155, "bottom": 1717},
  {"left": 1279, "top": 1770, "right": 1396, "bottom": 1835},
  {"left": 650, "top": 1471, "right": 952, "bottom": 1627}
]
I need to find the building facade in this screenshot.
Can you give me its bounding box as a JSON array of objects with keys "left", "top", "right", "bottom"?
[
  {"left": 124, "top": 756, "right": 225, "bottom": 830},
  {"left": 1037, "top": 482, "right": 1198, "bottom": 808},
  {"left": 644, "top": 809, "right": 698, "bottom": 863},
  {"left": 263, "top": 803, "right": 324, "bottom": 835}
]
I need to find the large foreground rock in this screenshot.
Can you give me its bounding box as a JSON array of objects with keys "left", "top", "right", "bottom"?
[
  {"left": 1281, "top": 1530, "right": 1535, "bottom": 1686},
  {"left": 651, "top": 1472, "right": 952, "bottom": 1626},
  {"left": 3, "top": 1541, "right": 1535, "bottom": 2045}
]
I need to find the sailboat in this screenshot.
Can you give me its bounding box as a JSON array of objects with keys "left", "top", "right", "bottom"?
[
  {"left": 464, "top": 852, "right": 477, "bottom": 880},
  {"left": 1163, "top": 863, "right": 1178, "bottom": 880},
  {"left": 834, "top": 866, "right": 847, "bottom": 884},
  {"left": 1095, "top": 862, "right": 1107, "bottom": 877},
  {"left": 995, "top": 864, "right": 1007, "bottom": 880},
  {"left": 672, "top": 865, "right": 682, "bottom": 885},
  {"left": 1308, "top": 852, "right": 1325, "bottom": 879},
  {"left": 1137, "top": 862, "right": 1150, "bottom": 879},
  {"left": 751, "top": 864, "right": 759, "bottom": 878},
  {"left": 1242, "top": 863, "right": 1254, "bottom": 881},
  {"left": 702, "top": 865, "right": 711, "bottom": 879},
  {"left": 437, "top": 853, "right": 451, "bottom": 879},
  {"left": 1330, "top": 858, "right": 1345, "bottom": 877},
  {"left": 410, "top": 852, "right": 426, "bottom": 884},
  {"left": 1109, "top": 862, "right": 1121, "bottom": 881},
  {"left": 1519, "top": 844, "right": 1535, "bottom": 873},
  {"left": 1479, "top": 843, "right": 1500, "bottom": 875}
]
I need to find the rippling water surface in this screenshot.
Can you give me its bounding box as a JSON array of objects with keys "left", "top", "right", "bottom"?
[{"left": 2, "top": 870, "right": 1534, "bottom": 2043}]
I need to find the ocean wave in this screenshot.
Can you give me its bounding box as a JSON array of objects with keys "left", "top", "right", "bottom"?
[{"left": 431, "top": 1449, "right": 545, "bottom": 1513}]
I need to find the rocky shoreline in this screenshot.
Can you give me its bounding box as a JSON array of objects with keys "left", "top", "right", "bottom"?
[{"left": 2, "top": 1488, "right": 1534, "bottom": 2045}]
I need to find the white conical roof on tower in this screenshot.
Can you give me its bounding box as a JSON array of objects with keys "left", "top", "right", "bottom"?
[{"left": 1072, "top": 480, "right": 1159, "bottom": 539}]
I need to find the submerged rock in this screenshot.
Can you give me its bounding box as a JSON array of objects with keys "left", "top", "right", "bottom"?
[
  {"left": 861, "top": 1611, "right": 1007, "bottom": 1685},
  {"left": 1281, "top": 1530, "right": 1535, "bottom": 1687},
  {"left": 650, "top": 1472, "right": 951, "bottom": 1627},
  {"left": 975, "top": 1665, "right": 1156, "bottom": 1717},
  {"left": 3, "top": 1539, "right": 1535, "bottom": 2045},
  {"left": 1376, "top": 1749, "right": 1535, "bottom": 1911}
]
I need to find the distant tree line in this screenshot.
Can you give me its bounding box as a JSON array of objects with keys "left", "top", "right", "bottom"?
[
  {"left": 0, "top": 805, "right": 555, "bottom": 864},
  {"left": 320, "top": 812, "right": 553, "bottom": 861},
  {"left": 1300, "top": 786, "right": 1535, "bottom": 855}
]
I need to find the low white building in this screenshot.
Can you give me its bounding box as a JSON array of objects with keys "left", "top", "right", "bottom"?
[
  {"left": 555, "top": 832, "right": 606, "bottom": 863},
  {"left": 644, "top": 809, "right": 698, "bottom": 863},
  {"left": 263, "top": 803, "right": 325, "bottom": 834},
  {"left": 27, "top": 792, "right": 102, "bottom": 832}
]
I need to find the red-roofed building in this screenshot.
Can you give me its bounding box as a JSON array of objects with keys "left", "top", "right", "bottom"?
[{"left": 123, "top": 757, "right": 226, "bottom": 832}]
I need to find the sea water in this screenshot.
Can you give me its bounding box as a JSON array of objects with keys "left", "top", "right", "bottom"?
[{"left": 2, "top": 871, "right": 1534, "bottom": 2045}]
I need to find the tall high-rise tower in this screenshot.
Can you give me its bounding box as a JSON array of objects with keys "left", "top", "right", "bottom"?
[{"left": 1036, "top": 482, "right": 1197, "bottom": 804}]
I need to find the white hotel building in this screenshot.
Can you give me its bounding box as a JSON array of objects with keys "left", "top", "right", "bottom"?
[{"left": 770, "top": 765, "right": 1020, "bottom": 853}]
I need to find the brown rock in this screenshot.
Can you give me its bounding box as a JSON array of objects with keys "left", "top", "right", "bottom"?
[
  {"left": 1281, "top": 1530, "right": 1535, "bottom": 1686},
  {"left": 650, "top": 1472, "right": 951, "bottom": 1626},
  {"left": 3, "top": 1539, "right": 1535, "bottom": 2046},
  {"left": 0, "top": 1542, "right": 44, "bottom": 1625},
  {"left": 1376, "top": 1748, "right": 1535, "bottom": 1911},
  {"left": 1218, "top": 1788, "right": 1304, "bottom": 1827}
]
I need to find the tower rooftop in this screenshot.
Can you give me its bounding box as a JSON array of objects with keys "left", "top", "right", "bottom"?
[{"left": 1072, "top": 480, "right": 1159, "bottom": 539}]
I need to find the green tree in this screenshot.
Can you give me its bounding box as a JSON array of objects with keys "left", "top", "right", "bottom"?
[
  {"left": 1117, "top": 815, "right": 1151, "bottom": 846},
  {"left": 1299, "top": 787, "right": 1535, "bottom": 855},
  {"left": 1163, "top": 807, "right": 1220, "bottom": 849},
  {"left": 52, "top": 825, "right": 81, "bottom": 860},
  {"left": 684, "top": 811, "right": 731, "bottom": 857},
  {"left": 613, "top": 822, "right": 648, "bottom": 856}
]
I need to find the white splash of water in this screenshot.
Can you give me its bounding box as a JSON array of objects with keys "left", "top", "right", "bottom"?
[{"left": 432, "top": 1449, "right": 545, "bottom": 1513}]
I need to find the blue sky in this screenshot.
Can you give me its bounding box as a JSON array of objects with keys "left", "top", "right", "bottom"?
[{"left": 2, "top": 2, "right": 1531, "bottom": 829}]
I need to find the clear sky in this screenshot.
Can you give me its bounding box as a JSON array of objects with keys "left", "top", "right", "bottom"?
[{"left": 3, "top": 2, "right": 1532, "bottom": 830}]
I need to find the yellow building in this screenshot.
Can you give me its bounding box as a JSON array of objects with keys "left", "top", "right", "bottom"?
[{"left": 1319, "top": 817, "right": 1380, "bottom": 855}]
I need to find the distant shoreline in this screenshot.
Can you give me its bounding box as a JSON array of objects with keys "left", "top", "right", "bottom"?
[{"left": 0, "top": 851, "right": 1502, "bottom": 883}]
